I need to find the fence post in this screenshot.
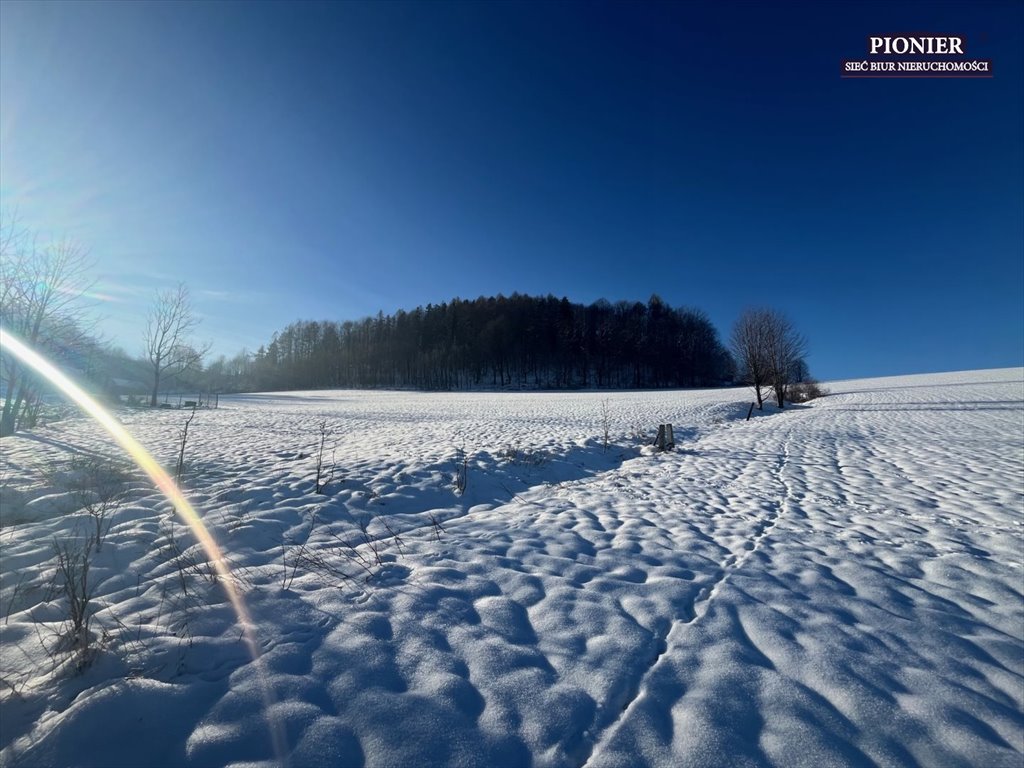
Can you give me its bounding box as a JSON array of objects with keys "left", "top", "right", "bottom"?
[{"left": 654, "top": 424, "right": 675, "bottom": 452}]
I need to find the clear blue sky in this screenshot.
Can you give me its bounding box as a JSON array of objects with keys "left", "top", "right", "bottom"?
[{"left": 1, "top": 0, "right": 1021, "bottom": 380}]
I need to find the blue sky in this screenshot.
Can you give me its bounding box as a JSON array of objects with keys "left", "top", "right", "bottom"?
[{"left": 1, "top": 0, "right": 1021, "bottom": 380}]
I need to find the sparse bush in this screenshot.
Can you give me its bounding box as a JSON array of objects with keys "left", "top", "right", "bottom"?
[
  {"left": 788, "top": 379, "right": 827, "bottom": 403},
  {"left": 313, "top": 419, "right": 336, "bottom": 494},
  {"left": 378, "top": 517, "right": 405, "bottom": 557},
  {"left": 283, "top": 511, "right": 411, "bottom": 590},
  {"left": 74, "top": 457, "right": 132, "bottom": 552},
  {"left": 428, "top": 513, "right": 445, "bottom": 542},
  {"left": 42, "top": 453, "right": 133, "bottom": 551},
  {"left": 3, "top": 572, "right": 28, "bottom": 625},
  {"left": 282, "top": 511, "right": 318, "bottom": 590},
  {"left": 629, "top": 423, "right": 650, "bottom": 442},
  {"left": 159, "top": 517, "right": 221, "bottom": 598},
  {"left": 499, "top": 442, "right": 549, "bottom": 468},
  {"left": 52, "top": 535, "right": 97, "bottom": 671},
  {"left": 175, "top": 406, "right": 197, "bottom": 483}
]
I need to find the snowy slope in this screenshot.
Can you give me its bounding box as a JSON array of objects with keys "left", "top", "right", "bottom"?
[{"left": 1, "top": 370, "right": 1022, "bottom": 767}]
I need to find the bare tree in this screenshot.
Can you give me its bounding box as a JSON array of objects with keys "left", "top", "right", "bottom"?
[
  {"left": 1, "top": 214, "right": 95, "bottom": 435},
  {"left": 762, "top": 309, "right": 807, "bottom": 408},
  {"left": 730, "top": 309, "right": 772, "bottom": 410},
  {"left": 144, "top": 283, "right": 208, "bottom": 407}
]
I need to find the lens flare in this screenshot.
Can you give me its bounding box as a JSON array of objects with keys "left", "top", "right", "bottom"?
[{"left": 0, "top": 328, "right": 287, "bottom": 765}]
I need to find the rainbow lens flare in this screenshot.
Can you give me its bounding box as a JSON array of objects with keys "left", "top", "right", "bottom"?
[{"left": 0, "top": 327, "right": 287, "bottom": 765}]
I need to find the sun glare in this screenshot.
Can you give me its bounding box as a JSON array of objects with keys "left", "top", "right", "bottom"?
[{"left": 0, "top": 327, "right": 287, "bottom": 765}]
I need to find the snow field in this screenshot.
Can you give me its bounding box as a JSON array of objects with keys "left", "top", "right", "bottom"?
[{"left": 1, "top": 370, "right": 1022, "bottom": 767}]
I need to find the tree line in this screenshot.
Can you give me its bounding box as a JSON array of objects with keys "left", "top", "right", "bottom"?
[
  {"left": 233, "top": 294, "right": 736, "bottom": 392},
  {"left": 2, "top": 211, "right": 814, "bottom": 434}
]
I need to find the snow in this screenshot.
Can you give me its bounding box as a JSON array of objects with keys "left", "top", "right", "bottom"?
[{"left": 1, "top": 369, "right": 1022, "bottom": 767}]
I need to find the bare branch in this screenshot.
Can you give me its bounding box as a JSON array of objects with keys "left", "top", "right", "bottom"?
[{"left": 0, "top": 221, "right": 96, "bottom": 435}]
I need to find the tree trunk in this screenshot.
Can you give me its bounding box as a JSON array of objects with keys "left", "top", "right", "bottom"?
[
  {"left": 150, "top": 366, "right": 161, "bottom": 407},
  {"left": 1, "top": 362, "right": 20, "bottom": 436},
  {"left": 0, "top": 376, "right": 17, "bottom": 436},
  {"left": 6, "top": 380, "right": 31, "bottom": 433},
  {"left": 0, "top": 409, "right": 14, "bottom": 437}
]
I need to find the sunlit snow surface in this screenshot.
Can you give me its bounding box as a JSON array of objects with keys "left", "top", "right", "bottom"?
[{"left": 1, "top": 369, "right": 1022, "bottom": 767}]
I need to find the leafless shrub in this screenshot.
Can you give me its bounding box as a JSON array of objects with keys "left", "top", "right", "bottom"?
[
  {"left": 171, "top": 616, "right": 194, "bottom": 677},
  {"left": 6, "top": 516, "right": 218, "bottom": 686},
  {"left": 283, "top": 510, "right": 369, "bottom": 589},
  {"left": 1, "top": 562, "right": 82, "bottom": 682},
  {"left": 500, "top": 442, "right": 548, "bottom": 468},
  {"left": 629, "top": 423, "right": 650, "bottom": 442},
  {"left": 161, "top": 519, "right": 195, "bottom": 598},
  {"left": 428, "top": 513, "right": 445, "bottom": 542},
  {"left": 314, "top": 419, "right": 336, "bottom": 494},
  {"left": 52, "top": 535, "right": 96, "bottom": 671},
  {"left": 282, "top": 511, "right": 319, "bottom": 590},
  {"left": 159, "top": 517, "right": 220, "bottom": 599},
  {"left": 788, "top": 378, "right": 828, "bottom": 403},
  {"left": 292, "top": 545, "right": 362, "bottom": 586},
  {"left": 0, "top": 674, "right": 27, "bottom": 701},
  {"left": 59, "top": 455, "right": 133, "bottom": 552},
  {"left": 289, "top": 525, "right": 369, "bottom": 586},
  {"left": 379, "top": 517, "right": 405, "bottom": 557},
  {"left": 175, "top": 406, "right": 197, "bottom": 483},
  {"left": 355, "top": 519, "right": 385, "bottom": 569},
  {"left": 283, "top": 512, "right": 409, "bottom": 590},
  {"left": 3, "top": 572, "right": 28, "bottom": 625}
]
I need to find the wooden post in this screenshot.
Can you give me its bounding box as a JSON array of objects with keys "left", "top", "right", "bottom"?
[
  {"left": 654, "top": 424, "right": 675, "bottom": 451},
  {"left": 746, "top": 402, "right": 755, "bottom": 421}
]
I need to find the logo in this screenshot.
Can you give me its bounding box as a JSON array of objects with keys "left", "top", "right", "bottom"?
[{"left": 841, "top": 35, "right": 992, "bottom": 78}]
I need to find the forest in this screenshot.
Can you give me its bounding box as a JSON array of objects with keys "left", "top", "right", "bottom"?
[{"left": 240, "top": 294, "right": 735, "bottom": 392}]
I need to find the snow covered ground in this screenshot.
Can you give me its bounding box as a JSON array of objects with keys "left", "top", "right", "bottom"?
[{"left": 1, "top": 369, "right": 1022, "bottom": 767}]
